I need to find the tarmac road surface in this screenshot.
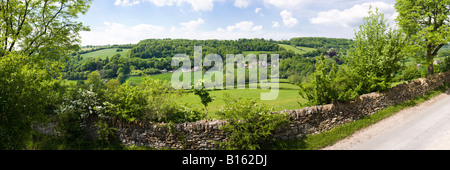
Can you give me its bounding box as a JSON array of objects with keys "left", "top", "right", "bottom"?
[{"left": 350, "top": 92, "right": 450, "bottom": 150}]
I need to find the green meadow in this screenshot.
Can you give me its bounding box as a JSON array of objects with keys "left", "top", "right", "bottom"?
[
  {"left": 278, "top": 44, "right": 316, "bottom": 55},
  {"left": 80, "top": 48, "right": 131, "bottom": 59},
  {"left": 75, "top": 45, "right": 319, "bottom": 118},
  {"left": 126, "top": 72, "right": 306, "bottom": 118},
  {"left": 176, "top": 85, "right": 306, "bottom": 118}
]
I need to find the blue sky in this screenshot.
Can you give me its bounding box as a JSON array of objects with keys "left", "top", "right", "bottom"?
[{"left": 79, "top": 0, "right": 397, "bottom": 46}]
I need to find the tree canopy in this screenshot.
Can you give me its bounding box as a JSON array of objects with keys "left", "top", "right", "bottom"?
[
  {"left": 395, "top": 0, "right": 450, "bottom": 75},
  {"left": 299, "top": 8, "right": 411, "bottom": 106},
  {"left": 0, "top": 0, "right": 91, "bottom": 59},
  {"left": 0, "top": 0, "right": 91, "bottom": 149}
]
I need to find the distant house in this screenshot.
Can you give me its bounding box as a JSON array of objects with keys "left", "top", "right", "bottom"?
[
  {"left": 259, "top": 61, "right": 268, "bottom": 68},
  {"left": 237, "top": 61, "right": 245, "bottom": 68},
  {"left": 181, "top": 68, "right": 190, "bottom": 72},
  {"left": 248, "top": 61, "right": 258, "bottom": 69}
]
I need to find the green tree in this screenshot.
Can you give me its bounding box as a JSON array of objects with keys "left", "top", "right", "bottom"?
[
  {"left": 105, "top": 79, "right": 121, "bottom": 91},
  {"left": 298, "top": 9, "right": 410, "bottom": 106},
  {"left": 85, "top": 71, "right": 105, "bottom": 98},
  {"left": 298, "top": 54, "right": 336, "bottom": 106},
  {"left": 86, "top": 71, "right": 102, "bottom": 88},
  {"left": 0, "top": 0, "right": 91, "bottom": 59},
  {"left": 0, "top": 0, "right": 91, "bottom": 149},
  {"left": 117, "top": 72, "right": 126, "bottom": 83},
  {"left": 0, "top": 52, "right": 60, "bottom": 149},
  {"left": 347, "top": 8, "right": 410, "bottom": 93},
  {"left": 108, "top": 82, "right": 147, "bottom": 122},
  {"left": 395, "top": 0, "right": 450, "bottom": 75},
  {"left": 117, "top": 67, "right": 125, "bottom": 75},
  {"left": 192, "top": 81, "right": 214, "bottom": 117}
]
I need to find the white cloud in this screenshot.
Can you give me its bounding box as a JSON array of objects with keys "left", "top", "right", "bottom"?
[
  {"left": 81, "top": 22, "right": 165, "bottom": 45},
  {"left": 225, "top": 21, "right": 263, "bottom": 32},
  {"left": 254, "top": 8, "right": 261, "bottom": 14},
  {"left": 251, "top": 25, "right": 263, "bottom": 31},
  {"left": 114, "top": 0, "right": 140, "bottom": 6},
  {"left": 235, "top": 21, "right": 252, "bottom": 31},
  {"left": 310, "top": 2, "right": 396, "bottom": 28},
  {"left": 171, "top": 18, "right": 205, "bottom": 32},
  {"left": 114, "top": 0, "right": 215, "bottom": 11},
  {"left": 280, "top": 10, "right": 299, "bottom": 27},
  {"left": 234, "top": 0, "right": 250, "bottom": 8},
  {"left": 149, "top": 0, "right": 215, "bottom": 11},
  {"left": 262, "top": 0, "right": 311, "bottom": 9},
  {"left": 254, "top": 8, "right": 264, "bottom": 16},
  {"left": 184, "top": 0, "right": 215, "bottom": 11},
  {"left": 272, "top": 21, "right": 280, "bottom": 28},
  {"left": 81, "top": 21, "right": 336, "bottom": 46}
]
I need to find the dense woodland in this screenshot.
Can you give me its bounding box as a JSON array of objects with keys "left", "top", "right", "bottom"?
[
  {"left": 281, "top": 37, "right": 353, "bottom": 49},
  {"left": 64, "top": 37, "right": 353, "bottom": 82},
  {"left": 130, "top": 38, "right": 280, "bottom": 59}
]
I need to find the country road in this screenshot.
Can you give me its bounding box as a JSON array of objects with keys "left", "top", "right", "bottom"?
[{"left": 324, "top": 90, "right": 450, "bottom": 150}]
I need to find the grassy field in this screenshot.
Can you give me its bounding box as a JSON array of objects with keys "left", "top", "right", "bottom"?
[
  {"left": 278, "top": 44, "right": 316, "bottom": 55},
  {"left": 126, "top": 72, "right": 305, "bottom": 118},
  {"left": 61, "top": 79, "right": 78, "bottom": 86},
  {"left": 403, "top": 55, "right": 447, "bottom": 67},
  {"left": 242, "top": 51, "right": 277, "bottom": 56},
  {"left": 80, "top": 48, "right": 131, "bottom": 59},
  {"left": 177, "top": 83, "right": 305, "bottom": 118},
  {"left": 127, "top": 73, "right": 174, "bottom": 84}
]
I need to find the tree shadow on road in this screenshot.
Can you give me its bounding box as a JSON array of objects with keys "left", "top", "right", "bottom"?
[{"left": 446, "top": 84, "right": 450, "bottom": 95}]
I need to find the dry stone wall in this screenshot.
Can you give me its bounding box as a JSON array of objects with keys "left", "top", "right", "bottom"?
[
  {"left": 85, "top": 71, "right": 450, "bottom": 150},
  {"left": 84, "top": 118, "right": 229, "bottom": 150},
  {"left": 274, "top": 70, "right": 450, "bottom": 140}
]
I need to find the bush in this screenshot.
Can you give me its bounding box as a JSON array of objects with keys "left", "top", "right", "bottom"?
[
  {"left": 288, "top": 74, "right": 301, "bottom": 84},
  {"left": 298, "top": 54, "right": 336, "bottom": 105},
  {"left": 142, "top": 68, "right": 161, "bottom": 75},
  {"left": 95, "top": 120, "right": 121, "bottom": 149},
  {"left": 117, "top": 73, "right": 126, "bottom": 83},
  {"left": 107, "top": 82, "right": 147, "bottom": 122},
  {"left": 108, "top": 78, "right": 204, "bottom": 123},
  {"left": 0, "top": 52, "right": 61, "bottom": 149},
  {"left": 140, "top": 78, "right": 204, "bottom": 123},
  {"left": 217, "top": 94, "right": 290, "bottom": 150},
  {"left": 299, "top": 9, "right": 410, "bottom": 106},
  {"left": 438, "top": 56, "right": 450, "bottom": 73},
  {"left": 55, "top": 85, "right": 108, "bottom": 145},
  {"left": 298, "top": 54, "right": 360, "bottom": 105},
  {"left": 402, "top": 65, "right": 421, "bottom": 81}
]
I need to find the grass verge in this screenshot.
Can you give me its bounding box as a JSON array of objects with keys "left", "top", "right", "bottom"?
[{"left": 265, "top": 83, "right": 450, "bottom": 150}]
